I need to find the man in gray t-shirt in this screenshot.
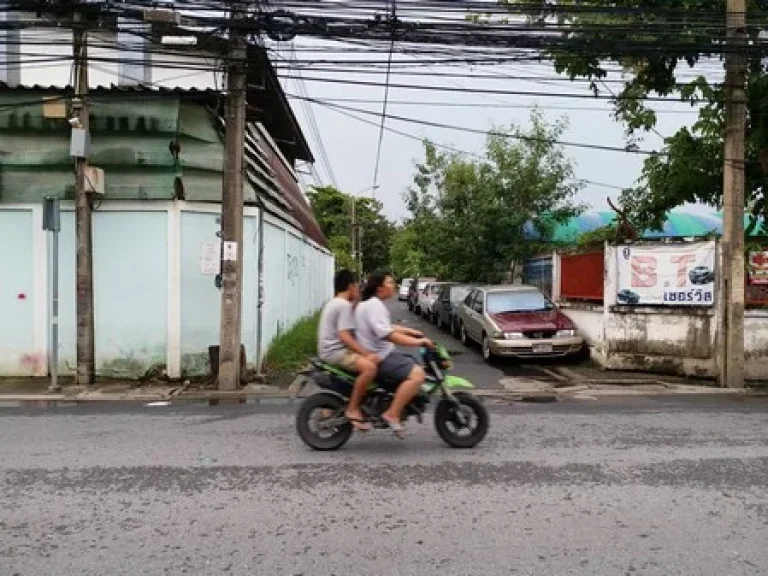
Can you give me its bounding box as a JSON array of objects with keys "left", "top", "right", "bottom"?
[
  {"left": 356, "top": 271, "right": 433, "bottom": 438},
  {"left": 317, "top": 270, "right": 378, "bottom": 431}
]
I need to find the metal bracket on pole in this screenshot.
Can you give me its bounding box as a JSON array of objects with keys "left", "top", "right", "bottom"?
[{"left": 43, "top": 197, "right": 61, "bottom": 393}]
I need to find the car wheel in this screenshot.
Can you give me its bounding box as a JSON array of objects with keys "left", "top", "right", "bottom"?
[
  {"left": 436, "top": 315, "right": 443, "bottom": 330},
  {"left": 460, "top": 324, "right": 469, "bottom": 345},
  {"left": 482, "top": 334, "right": 493, "bottom": 362},
  {"left": 451, "top": 320, "right": 460, "bottom": 339}
]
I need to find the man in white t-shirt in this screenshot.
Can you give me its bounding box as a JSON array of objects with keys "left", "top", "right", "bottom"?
[
  {"left": 318, "top": 270, "right": 378, "bottom": 431},
  {"left": 356, "top": 271, "right": 433, "bottom": 437}
]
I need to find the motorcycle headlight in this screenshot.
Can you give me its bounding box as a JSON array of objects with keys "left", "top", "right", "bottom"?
[{"left": 556, "top": 329, "right": 576, "bottom": 337}]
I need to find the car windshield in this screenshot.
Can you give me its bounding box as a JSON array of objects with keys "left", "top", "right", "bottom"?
[
  {"left": 430, "top": 284, "right": 443, "bottom": 295},
  {"left": 486, "top": 290, "right": 553, "bottom": 314},
  {"left": 450, "top": 286, "right": 471, "bottom": 303},
  {"left": 418, "top": 282, "right": 429, "bottom": 290}
]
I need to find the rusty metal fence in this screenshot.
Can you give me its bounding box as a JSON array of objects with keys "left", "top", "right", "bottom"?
[{"left": 560, "top": 250, "right": 605, "bottom": 303}]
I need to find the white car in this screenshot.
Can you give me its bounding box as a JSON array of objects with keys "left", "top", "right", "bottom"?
[
  {"left": 398, "top": 278, "right": 412, "bottom": 301},
  {"left": 417, "top": 282, "right": 445, "bottom": 320}
]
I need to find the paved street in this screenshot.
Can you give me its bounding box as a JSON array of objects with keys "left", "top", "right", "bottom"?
[{"left": 2, "top": 396, "right": 768, "bottom": 575}]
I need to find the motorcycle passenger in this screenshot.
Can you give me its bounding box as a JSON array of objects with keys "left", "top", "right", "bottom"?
[
  {"left": 356, "top": 270, "right": 433, "bottom": 438},
  {"left": 318, "top": 269, "right": 379, "bottom": 431}
]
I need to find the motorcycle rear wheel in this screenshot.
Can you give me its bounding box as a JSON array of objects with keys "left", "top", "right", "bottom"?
[
  {"left": 434, "top": 393, "right": 489, "bottom": 449},
  {"left": 296, "top": 393, "right": 353, "bottom": 451}
]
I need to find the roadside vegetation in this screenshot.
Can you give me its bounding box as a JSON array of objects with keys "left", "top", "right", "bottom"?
[{"left": 262, "top": 313, "right": 320, "bottom": 385}]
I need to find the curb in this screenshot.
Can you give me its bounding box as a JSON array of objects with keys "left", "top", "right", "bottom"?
[{"left": 0, "top": 386, "right": 763, "bottom": 405}]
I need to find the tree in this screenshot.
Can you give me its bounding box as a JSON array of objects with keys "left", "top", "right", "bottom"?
[
  {"left": 404, "top": 110, "right": 582, "bottom": 283},
  {"left": 492, "top": 1, "right": 767, "bottom": 234},
  {"left": 307, "top": 186, "right": 395, "bottom": 274},
  {"left": 390, "top": 223, "right": 439, "bottom": 279}
]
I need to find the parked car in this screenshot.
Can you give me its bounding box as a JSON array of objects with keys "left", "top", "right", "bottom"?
[
  {"left": 398, "top": 278, "right": 413, "bottom": 301},
  {"left": 457, "top": 285, "right": 585, "bottom": 362},
  {"left": 688, "top": 265, "right": 714, "bottom": 285},
  {"left": 433, "top": 284, "right": 473, "bottom": 336},
  {"left": 417, "top": 282, "right": 451, "bottom": 320},
  {"left": 616, "top": 288, "right": 640, "bottom": 305},
  {"left": 409, "top": 277, "right": 435, "bottom": 312}
]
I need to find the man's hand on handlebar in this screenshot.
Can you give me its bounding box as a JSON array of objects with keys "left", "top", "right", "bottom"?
[{"left": 418, "top": 337, "right": 435, "bottom": 349}]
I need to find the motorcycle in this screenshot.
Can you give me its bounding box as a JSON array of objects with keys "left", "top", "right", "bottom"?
[{"left": 296, "top": 344, "right": 489, "bottom": 450}]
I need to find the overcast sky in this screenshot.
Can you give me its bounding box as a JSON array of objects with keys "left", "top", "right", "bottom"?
[{"left": 276, "top": 38, "right": 723, "bottom": 223}]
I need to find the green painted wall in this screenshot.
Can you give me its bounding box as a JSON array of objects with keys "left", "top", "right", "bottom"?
[{"left": 0, "top": 91, "right": 235, "bottom": 203}]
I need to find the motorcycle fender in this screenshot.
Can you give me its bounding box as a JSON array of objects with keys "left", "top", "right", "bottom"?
[{"left": 443, "top": 375, "right": 474, "bottom": 390}]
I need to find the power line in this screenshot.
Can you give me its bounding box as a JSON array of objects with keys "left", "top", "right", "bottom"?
[
  {"left": 371, "top": 0, "right": 397, "bottom": 194},
  {"left": 286, "top": 92, "right": 664, "bottom": 156},
  {"left": 275, "top": 73, "right": 703, "bottom": 103},
  {"left": 293, "top": 89, "right": 627, "bottom": 192}
]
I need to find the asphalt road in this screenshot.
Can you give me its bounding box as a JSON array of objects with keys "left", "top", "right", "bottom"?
[{"left": 2, "top": 396, "right": 768, "bottom": 575}]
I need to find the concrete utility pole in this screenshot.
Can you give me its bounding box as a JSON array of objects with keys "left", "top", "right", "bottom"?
[
  {"left": 719, "top": 0, "right": 747, "bottom": 388},
  {"left": 72, "top": 12, "right": 94, "bottom": 385},
  {"left": 350, "top": 196, "right": 357, "bottom": 274},
  {"left": 217, "top": 1, "right": 247, "bottom": 390}
]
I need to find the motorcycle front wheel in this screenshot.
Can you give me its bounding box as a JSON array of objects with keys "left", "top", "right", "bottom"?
[
  {"left": 296, "top": 393, "right": 353, "bottom": 451},
  {"left": 434, "top": 393, "right": 489, "bottom": 449}
]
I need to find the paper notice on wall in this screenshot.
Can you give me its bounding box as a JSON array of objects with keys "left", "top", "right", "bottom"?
[
  {"left": 201, "top": 241, "right": 221, "bottom": 275},
  {"left": 615, "top": 241, "right": 716, "bottom": 306},
  {"left": 223, "top": 241, "right": 238, "bottom": 262}
]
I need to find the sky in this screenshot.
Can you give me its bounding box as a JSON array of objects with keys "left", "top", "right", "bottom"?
[{"left": 275, "top": 37, "right": 724, "bottom": 223}]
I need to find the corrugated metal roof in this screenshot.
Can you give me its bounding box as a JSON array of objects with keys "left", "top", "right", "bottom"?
[
  {"left": 0, "top": 81, "right": 223, "bottom": 96},
  {"left": 0, "top": 83, "right": 328, "bottom": 246},
  {"left": 524, "top": 211, "right": 766, "bottom": 243}
]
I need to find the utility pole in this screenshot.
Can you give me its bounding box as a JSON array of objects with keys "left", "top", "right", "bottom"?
[
  {"left": 72, "top": 12, "right": 94, "bottom": 385},
  {"left": 719, "top": 0, "right": 747, "bottom": 388},
  {"left": 350, "top": 196, "right": 357, "bottom": 274},
  {"left": 217, "top": 1, "right": 247, "bottom": 390}
]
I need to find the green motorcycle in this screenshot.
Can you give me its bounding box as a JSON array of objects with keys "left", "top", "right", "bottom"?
[{"left": 296, "top": 345, "right": 489, "bottom": 450}]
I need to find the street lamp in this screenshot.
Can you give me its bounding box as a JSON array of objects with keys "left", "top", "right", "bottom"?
[{"left": 351, "top": 184, "right": 380, "bottom": 277}]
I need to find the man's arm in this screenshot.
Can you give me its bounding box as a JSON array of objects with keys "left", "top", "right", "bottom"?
[
  {"left": 392, "top": 324, "right": 424, "bottom": 338},
  {"left": 388, "top": 331, "right": 432, "bottom": 348}
]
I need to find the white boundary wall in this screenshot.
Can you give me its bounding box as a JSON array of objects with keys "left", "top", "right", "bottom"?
[{"left": 0, "top": 201, "right": 334, "bottom": 379}]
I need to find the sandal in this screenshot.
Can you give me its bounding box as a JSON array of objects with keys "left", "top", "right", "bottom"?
[
  {"left": 346, "top": 414, "right": 371, "bottom": 432},
  {"left": 382, "top": 415, "right": 406, "bottom": 439}
]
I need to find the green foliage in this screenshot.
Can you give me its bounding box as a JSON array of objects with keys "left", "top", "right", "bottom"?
[
  {"left": 307, "top": 185, "right": 395, "bottom": 274},
  {"left": 390, "top": 224, "right": 429, "bottom": 279},
  {"left": 402, "top": 111, "right": 582, "bottom": 283},
  {"left": 263, "top": 313, "right": 320, "bottom": 373},
  {"left": 577, "top": 225, "right": 618, "bottom": 247},
  {"left": 493, "top": 0, "right": 768, "bottom": 235}
]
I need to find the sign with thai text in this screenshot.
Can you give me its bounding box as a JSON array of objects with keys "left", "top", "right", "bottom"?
[
  {"left": 616, "top": 242, "right": 716, "bottom": 306},
  {"left": 749, "top": 251, "right": 768, "bottom": 285}
]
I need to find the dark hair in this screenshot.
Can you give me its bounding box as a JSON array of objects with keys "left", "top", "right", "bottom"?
[
  {"left": 362, "top": 270, "right": 393, "bottom": 301},
  {"left": 334, "top": 269, "right": 357, "bottom": 294}
]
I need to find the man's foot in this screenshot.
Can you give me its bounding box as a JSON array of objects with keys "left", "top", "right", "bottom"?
[
  {"left": 345, "top": 410, "right": 371, "bottom": 432},
  {"left": 381, "top": 414, "right": 406, "bottom": 439}
]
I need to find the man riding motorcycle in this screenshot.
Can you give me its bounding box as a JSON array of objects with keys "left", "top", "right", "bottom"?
[{"left": 355, "top": 270, "right": 433, "bottom": 438}]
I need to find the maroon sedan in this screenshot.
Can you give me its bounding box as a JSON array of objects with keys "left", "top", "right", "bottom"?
[{"left": 457, "top": 285, "right": 585, "bottom": 362}]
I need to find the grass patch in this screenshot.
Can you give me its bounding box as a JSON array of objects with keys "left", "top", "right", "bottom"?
[{"left": 263, "top": 312, "right": 320, "bottom": 375}]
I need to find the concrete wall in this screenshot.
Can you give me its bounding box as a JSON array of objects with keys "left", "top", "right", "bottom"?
[
  {"left": 554, "top": 244, "right": 768, "bottom": 380},
  {"left": 0, "top": 201, "right": 334, "bottom": 379}
]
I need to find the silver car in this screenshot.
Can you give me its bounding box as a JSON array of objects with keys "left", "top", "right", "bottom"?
[{"left": 458, "top": 285, "right": 585, "bottom": 362}]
